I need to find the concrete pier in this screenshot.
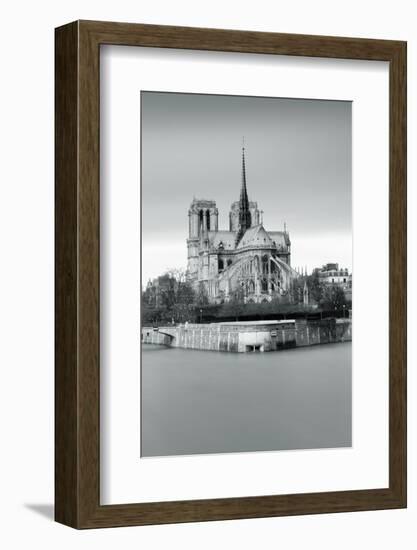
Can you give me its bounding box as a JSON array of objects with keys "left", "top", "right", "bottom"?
[{"left": 142, "top": 318, "right": 352, "bottom": 353}]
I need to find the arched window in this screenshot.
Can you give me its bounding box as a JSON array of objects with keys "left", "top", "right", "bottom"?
[
  {"left": 227, "top": 259, "right": 232, "bottom": 267},
  {"left": 206, "top": 210, "right": 210, "bottom": 231},
  {"left": 218, "top": 259, "right": 224, "bottom": 272},
  {"left": 199, "top": 210, "right": 204, "bottom": 235}
]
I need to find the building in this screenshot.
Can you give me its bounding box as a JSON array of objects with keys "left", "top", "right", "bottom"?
[
  {"left": 316, "top": 263, "right": 351, "bottom": 286},
  {"left": 186, "top": 145, "right": 299, "bottom": 304},
  {"left": 315, "top": 262, "right": 352, "bottom": 301}
]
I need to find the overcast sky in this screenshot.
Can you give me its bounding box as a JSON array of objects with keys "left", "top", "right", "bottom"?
[{"left": 141, "top": 91, "right": 352, "bottom": 283}]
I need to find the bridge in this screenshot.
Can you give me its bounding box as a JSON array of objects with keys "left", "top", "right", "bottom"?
[
  {"left": 142, "top": 327, "right": 176, "bottom": 346},
  {"left": 154, "top": 328, "right": 175, "bottom": 339}
]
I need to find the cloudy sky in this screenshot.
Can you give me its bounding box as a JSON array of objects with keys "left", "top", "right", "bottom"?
[{"left": 141, "top": 91, "right": 352, "bottom": 283}]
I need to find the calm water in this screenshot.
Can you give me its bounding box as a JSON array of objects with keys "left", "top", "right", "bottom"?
[{"left": 141, "top": 343, "right": 352, "bottom": 457}]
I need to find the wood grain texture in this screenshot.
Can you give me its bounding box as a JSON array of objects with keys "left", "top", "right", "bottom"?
[
  {"left": 55, "top": 20, "right": 407, "bottom": 529},
  {"left": 388, "top": 41, "right": 407, "bottom": 504},
  {"left": 55, "top": 21, "right": 79, "bottom": 527}
]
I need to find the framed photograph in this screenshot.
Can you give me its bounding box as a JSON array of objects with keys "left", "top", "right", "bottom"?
[{"left": 55, "top": 20, "right": 406, "bottom": 528}]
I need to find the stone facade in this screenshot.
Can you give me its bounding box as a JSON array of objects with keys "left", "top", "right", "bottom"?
[
  {"left": 142, "top": 319, "right": 352, "bottom": 353},
  {"left": 315, "top": 262, "right": 352, "bottom": 301},
  {"left": 187, "top": 146, "right": 298, "bottom": 304}
]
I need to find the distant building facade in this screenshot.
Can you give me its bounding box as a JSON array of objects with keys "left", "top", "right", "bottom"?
[
  {"left": 314, "top": 262, "right": 352, "bottom": 300},
  {"left": 187, "top": 146, "right": 299, "bottom": 304}
]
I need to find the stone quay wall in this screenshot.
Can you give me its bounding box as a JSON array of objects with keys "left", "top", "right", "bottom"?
[
  {"left": 142, "top": 318, "right": 352, "bottom": 353},
  {"left": 141, "top": 328, "right": 173, "bottom": 346}
]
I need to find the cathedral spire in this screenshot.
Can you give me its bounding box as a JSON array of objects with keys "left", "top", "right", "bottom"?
[
  {"left": 240, "top": 138, "right": 249, "bottom": 206},
  {"left": 235, "top": 140, "right": 252, "bottom": 246}
]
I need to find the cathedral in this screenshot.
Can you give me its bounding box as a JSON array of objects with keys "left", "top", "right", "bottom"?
[{"left": 187, "top": 145, "right": 299, "bottom": 304}]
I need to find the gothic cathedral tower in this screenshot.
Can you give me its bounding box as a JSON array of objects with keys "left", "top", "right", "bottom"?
[
  {"left": 235, "top": 143, "right": 252, "bottom": 246},
  {"left": 187, "top": 199, "right": 218, "bottom": 279}
]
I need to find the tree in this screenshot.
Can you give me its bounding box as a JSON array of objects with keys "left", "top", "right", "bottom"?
[
  {"left": 290, "top": 277, "right": 306, "bottom": 304},
  {"left": 320, "top": 285, "right": 347, "bottom": 311},
  {"left": 176, "top": 280, "right": 196, "bottom": 305},
  {"left": 141, "top": 268, "right": 203, "bottom": 325},
  {"left": 172, "top": 280, "right": 197, "bottom": 323},
  {"left": 158, "top": 274, "right": 177, "bottom": 309},
  {"left": 196, "top": 282, "right": 209, "bottom": 306},
  {"left": 307, "top": 271, "right": 324, "bottom": 305},
  {"left": 164, "top": 267, "right": 187, "bottom": 283}
]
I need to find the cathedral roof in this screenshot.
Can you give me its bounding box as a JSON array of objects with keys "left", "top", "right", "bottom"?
[
  {"left": 236, "top": 224, "right": 275, "bottom": 249},
  {"left": 207, "top": 227, "right": 290, "bottom": 252},
  {"left": 269, "top": 231, "right": 291, "bottom": 248},
  {"left": 208, "top": 231, "right": 236, "bottom": 250}
]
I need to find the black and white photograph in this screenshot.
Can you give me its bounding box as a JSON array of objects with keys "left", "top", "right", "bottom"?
[{"left": 141, "top": 91, "right": 352, "bottom": 458}]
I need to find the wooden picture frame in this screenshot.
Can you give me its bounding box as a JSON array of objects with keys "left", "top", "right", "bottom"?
[{"left": 55, "top": 20, "right": 407, "bottom": 528}]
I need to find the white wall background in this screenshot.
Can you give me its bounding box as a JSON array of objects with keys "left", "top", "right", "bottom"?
[{"left": 0, "top": 0, "right": 415, "bottom": 548}]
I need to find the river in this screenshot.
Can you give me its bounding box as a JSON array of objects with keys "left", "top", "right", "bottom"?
[{"left": 141, "top": 342, "right": 352, "bottom": 457}]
